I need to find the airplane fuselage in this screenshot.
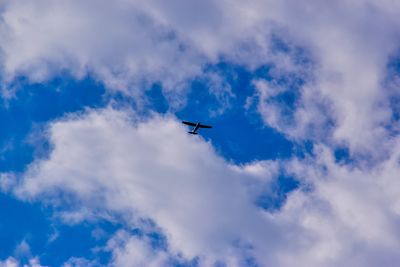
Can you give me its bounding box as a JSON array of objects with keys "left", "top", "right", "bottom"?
[{"left": 188, "top": 123, "right": 201, "bottom": 134}]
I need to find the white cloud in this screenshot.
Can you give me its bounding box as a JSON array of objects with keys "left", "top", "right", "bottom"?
[
  {"left": 0, "top": 0, "right": 270, "bottom": 98},
  {"left": 273, "top": 143, "right": 400, "bottom": 267},
  {"left": 0, "top": 241, "right": 45, "bottom": 267},
  {"left": 2, "top": 0, "right": 400, "bottom": 265},
  {"left": 0, "top": 0, "right": 205, "bottom": 98},
  {"left": 106, "top": 230, "right": 170, "bottom": 267},
  {"left": 0, "top": 257, "right": 44, "bottom": 267},
  {"left": 5, "top": 108, "right": 400, "bottom": 266},
  {"left": 13, "top": 108, "right": 276, "bottom": 265},
  {"left": 2, "top": 0, "right": 400, "bottom": 153},
  {"left": 252, "top": 0, "right": 400, "bottom": 155},
  {"left": 0, "top": 258, "right": 18, "bottom": 267}
]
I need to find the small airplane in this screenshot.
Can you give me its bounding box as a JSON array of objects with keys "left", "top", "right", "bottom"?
[{"left": 182, "top": 121, "right": 212, "bottom": 135}]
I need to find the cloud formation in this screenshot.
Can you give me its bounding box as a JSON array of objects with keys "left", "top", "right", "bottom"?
[
  {"left": 0, "top": 257, "right": 43, "bottom": 267},
  {"left": 2, "top": 0, "right": 400, "bottom": 154},
  {"left": 253, "top": 0, "right": 400, "bottom": 156},
  {"left": 13, "top": 108, "right": 276, "bottom": 265},
  {"left": 3, "top": 108, "right": 399, "bottom": 266},
  {"left": 2, "top": 0, "right": 400, "bottom": 266}
]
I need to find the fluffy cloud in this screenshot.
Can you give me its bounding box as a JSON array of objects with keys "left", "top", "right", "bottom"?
[
  {"left": 0, "top": 0, "right": 204, "bottom": 101},
  {"left": 252, "top": 0, "right": 400, "bottom": 155},
  {"left": 0, "top": 241, "right": 44, "bottom": 267},
  {"left": 12, "top": 108, "right": 277, "bottom": 265},
  {"left": 2, "top": 0, "right": 400, "bottom": 154},
  {"left": 0, "top": 0, "right": 270, "bottom": 101},
  {"left": 0, "top": 258, "right": 19, "bottom": 267},
  {"left": 106, "top": 230, "right": 170, "bottom": 267},
  {"left": 0, "top": 257, "right": 44, "bottom": 267},
  {"left": 3, "top": 108, "right": 400, "bottom": 266},
  {"left": 272, "top": 144, "right": 400, "bottom": 266},
  {"left": 2, "top": 0, "right": 400, "bottom": 265}
]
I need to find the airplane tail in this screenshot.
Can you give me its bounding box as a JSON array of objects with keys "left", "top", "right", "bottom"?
[{"left": 188, "top": 131, "right": 198, "bottom": 135}]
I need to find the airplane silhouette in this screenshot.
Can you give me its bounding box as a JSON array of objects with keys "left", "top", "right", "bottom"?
[{"left": 182, "top": 121, "right": 212, "bottom": 135}]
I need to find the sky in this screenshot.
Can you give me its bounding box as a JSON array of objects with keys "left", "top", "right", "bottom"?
[{"left": 1, "top": 0, "right": 400, "bottom": 266}]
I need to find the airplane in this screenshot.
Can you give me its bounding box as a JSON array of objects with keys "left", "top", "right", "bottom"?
[{"left": 182, "top": 121, "right": 212, "bottom": 135}]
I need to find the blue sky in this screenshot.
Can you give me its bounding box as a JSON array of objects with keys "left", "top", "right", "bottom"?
[{"left": 1, "top": 1, "right": 400, "bottom": 267}]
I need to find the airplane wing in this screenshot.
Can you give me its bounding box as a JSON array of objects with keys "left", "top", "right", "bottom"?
[
  {"left": 199, "top": 123, "right": 212, "bottom": 129},
  {"left": 182, "top": 121, "right": 197, "bottom": 126}
]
